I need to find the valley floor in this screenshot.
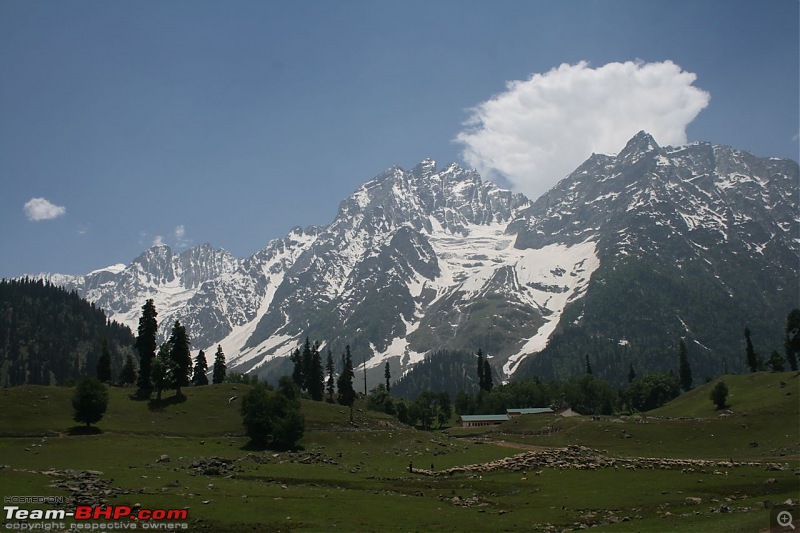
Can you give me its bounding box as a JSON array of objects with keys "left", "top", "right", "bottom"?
[{"left": 1, "top": 373, "right": 798, "bottom": 532}]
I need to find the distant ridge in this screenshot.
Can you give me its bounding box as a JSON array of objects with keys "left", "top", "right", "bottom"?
[
  {"left": 31, "top": 132, "right": 798, "bottom": 387},
  {"left": 0, "top": 278, "right": 136, "bottom": 386}
]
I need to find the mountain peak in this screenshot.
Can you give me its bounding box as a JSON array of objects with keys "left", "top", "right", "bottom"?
[
  {"left": 618, "top": 130, "right": 661, "bottom": 159},
  {"left": 412, "top": 158, "right": 437, "bottom": 177},
  {"left": 34, "top": 136, "right": 797, "bottom": 394}
]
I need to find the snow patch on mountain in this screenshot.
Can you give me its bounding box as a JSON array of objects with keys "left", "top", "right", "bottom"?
[
  {"left": 30, "top": 134, "right": 798, "bottom": 388},
  {"left": 504, "top": 239, "right": 599, "bottom": 375}
]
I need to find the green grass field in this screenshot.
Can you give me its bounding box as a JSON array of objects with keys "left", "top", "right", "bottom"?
[{"left": 1, "top": 373, "right": 798, "bottom": 532}]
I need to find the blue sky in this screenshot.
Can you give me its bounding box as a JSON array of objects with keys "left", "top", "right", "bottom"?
[{"left": 1, "top": 0, "right": 797, "bottom": 278}]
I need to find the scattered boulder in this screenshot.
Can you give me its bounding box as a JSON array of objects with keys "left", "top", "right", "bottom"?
[
  {"left": 188, "top": 457, "right": 236, "bottom": 477},
  {"left": 414, "top": 445, "right": 764, "bottom": 477},
  {"left": 44, "top": 469, "right": 131, "bottom": 507}
]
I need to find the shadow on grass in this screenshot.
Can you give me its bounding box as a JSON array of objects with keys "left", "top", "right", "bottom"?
[
  {"left": 67, "top": 425, "right": 103, "bottom": 436},
  {"left": 127, "top": 389, "right": 152, "bottom": 402},
  {"left": 240, "top": 440, "right": 304, "bottom": 453},
  {"left": 148, "top": 394, "right": 187, "bottom": 412}
]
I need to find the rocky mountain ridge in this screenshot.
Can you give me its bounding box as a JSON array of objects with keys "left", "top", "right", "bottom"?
[{"left": 33, "top": 132, "right": 799, "bottom": 387}]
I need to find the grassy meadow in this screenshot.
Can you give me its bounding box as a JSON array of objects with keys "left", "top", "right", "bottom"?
[{"left": 1, "top": 372, "right": 798, "bottom": 532}]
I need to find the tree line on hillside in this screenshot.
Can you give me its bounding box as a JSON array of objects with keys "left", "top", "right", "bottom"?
[
  {"left": 517, "top": 256, "right": 798, "bottom": 385},
  {"left": 364, "top": 311, "right": 800, "bottom": 429},
  {"left": 132, "top": 299, "right": 227, "bottom": 400},
  {"left": 70, "top": 298, "right": 231, "bottom": 433},
  {"left": 287, "top": 337, "right": 366, "bottom": 422},
  {"left": 235, "top": 334, "right": 372, "bottom": 450},
  {"left": 128, "top": 305, "right": 364, "bottom": 449},
  {"left": 744, "top": 311, "right": 799, "bottom": 373},
  {"left": 390, "top": 349, "right": 498, "bottom": 400},
  {"left": 0, "top": 278, "right": 136, "bottom": 386},
  {"left": 10, "top": 281, "right": 798, "bottom": 444},
  {"left": 44, "top": 296, "right": 366, "bottom": 450}
]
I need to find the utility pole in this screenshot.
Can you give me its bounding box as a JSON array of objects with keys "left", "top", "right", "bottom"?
[{"left": 363, "top": 353, "right": 368, "bottom": 395}]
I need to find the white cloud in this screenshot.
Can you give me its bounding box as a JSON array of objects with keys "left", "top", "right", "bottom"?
[
  {"left": 456, "top": 60, "right": 711, "bottom": 201},
  {"left": 174, "top": 224, "right": 191, "bottom": 248},
  {"left": 143, "top": 226, "right": 190, "bottom": 248},
  {"left": 23, "top": 197, "right": 66, "bottom": 221}
]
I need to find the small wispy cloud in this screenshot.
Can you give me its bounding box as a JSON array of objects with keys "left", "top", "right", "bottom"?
[
  {"left": 23, "top": 197, "right": 66, "bottom": 221},
  {"left": 77, "top": 224, "right": 90, "bottom": 236},
  {"left": 456, "top": 60, "right": 711, "bottom": 201},
  {"left": 174, "top": 224, "right": 192, "bottom": 248},
  {"left": 139, "top": 225, "right": 191, "bottom": 248}
]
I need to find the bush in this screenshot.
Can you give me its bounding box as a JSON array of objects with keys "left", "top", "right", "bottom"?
[
  {"left": 277, "top": 376, "right": 301, "bottom": 407},
  {"left": 410, "top": 391, "right": 451, "bottom": 429},
  {"left": 241, "top": 384, "right": 304, "bottom": 449},
  {"left": 768, "top": 351, "right": 785, "bottom": 373},
  {"left": 564, "top": 375, "right": 618, "bottom": 415},
  {"left": 366, "top": 384, "right": 395, "bottom": 415},
  {"left": 626, "top": 373, "right": 680, "bottom": 412},
  {"left": 71, "top": 378, "right": 109, "bottom": 428},
  {"left": 395, "top": 401, "right": 410, "bottom": 424},
  {"left": 710, "top": 380, "right": 728, "bottom": 410}
]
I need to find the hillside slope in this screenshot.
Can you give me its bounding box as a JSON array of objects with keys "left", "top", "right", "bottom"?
[{"left": 0, "top": 278, "right": 135, "bottom": 386}]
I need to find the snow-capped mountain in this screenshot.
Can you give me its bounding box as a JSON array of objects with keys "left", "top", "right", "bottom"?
[
  {"left": 45, "top": 228, "right": 320, "bottom": 357},
  {"left": 513, "top": 132, "right": 799, "bottom": 382},
  {"left": 237, "top": 159, "right": 596, "bottom": 384},
  {"left": 36, "top": 132, "right": 799, "bottom": 387}
]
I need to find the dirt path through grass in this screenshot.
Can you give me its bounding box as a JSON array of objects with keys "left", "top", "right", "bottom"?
[{"left": 489, "top": 439, "right": 555, "bottom": 452}]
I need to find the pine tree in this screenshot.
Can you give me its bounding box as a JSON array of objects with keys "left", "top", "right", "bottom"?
[
  {"left": 212, "top": 345, "right": 226, "bottom": 384},
  {"left": 337, "top": 345, "right": 356, "bottom": 422},
  {"left": 290, "top": 348, "right": 303, "bottom": 388},
  {"left": 325, "top": 349, "right": 336, "bottom": 402},
  {"left": 785, "top": 309, "right": 800, "bottom": 372},
  {"left": 745, "top": 327, "right": 759, "bottom": 373},
  {"left": 308, "top": 342, "right": 324, "bottom": 401},
  {"left": 384, "top": 361, "right": 391, "bottom": 392},
  {"left": 585, "top": 354, "right": 593, "bottom": 375},
  {"left": 168, "top": 321, "right": 192, "bottom": 397},
  {"left": 118, "top": 353, "right": 137, "bottom": 386},
  {"left": 627, "top": 363, "right": 636, "bottom": 384},
  {"left": 482, "top": 357, "right": 493, "bottom": 392},
  {"left": 362, "top": 350, "right": 368, "bottom": 396},
  {"left": 678, "top": 339, "right": 692, "bottom": 391},
  {"left": 300, "top": 338, "right": 313, "bottom": 392},
  {"left": 96, "top": 339, "right": 112, "bottom": 383},
  {"left": 192, "top": 350, "right": 209, "bottom": 386},
  {"left": 135, "top": 299, "right": 158, "bottom": 395},
  {"left": 151, "top": 344, "right": 172, "bottom": 401},
  {"left": 476, "top": 349, "right": 485, "bottom": 391}
]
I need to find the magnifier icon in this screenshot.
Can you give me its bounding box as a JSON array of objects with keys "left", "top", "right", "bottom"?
[{"left": 778, "top": 511, "right": 795, "bottom": 530}]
